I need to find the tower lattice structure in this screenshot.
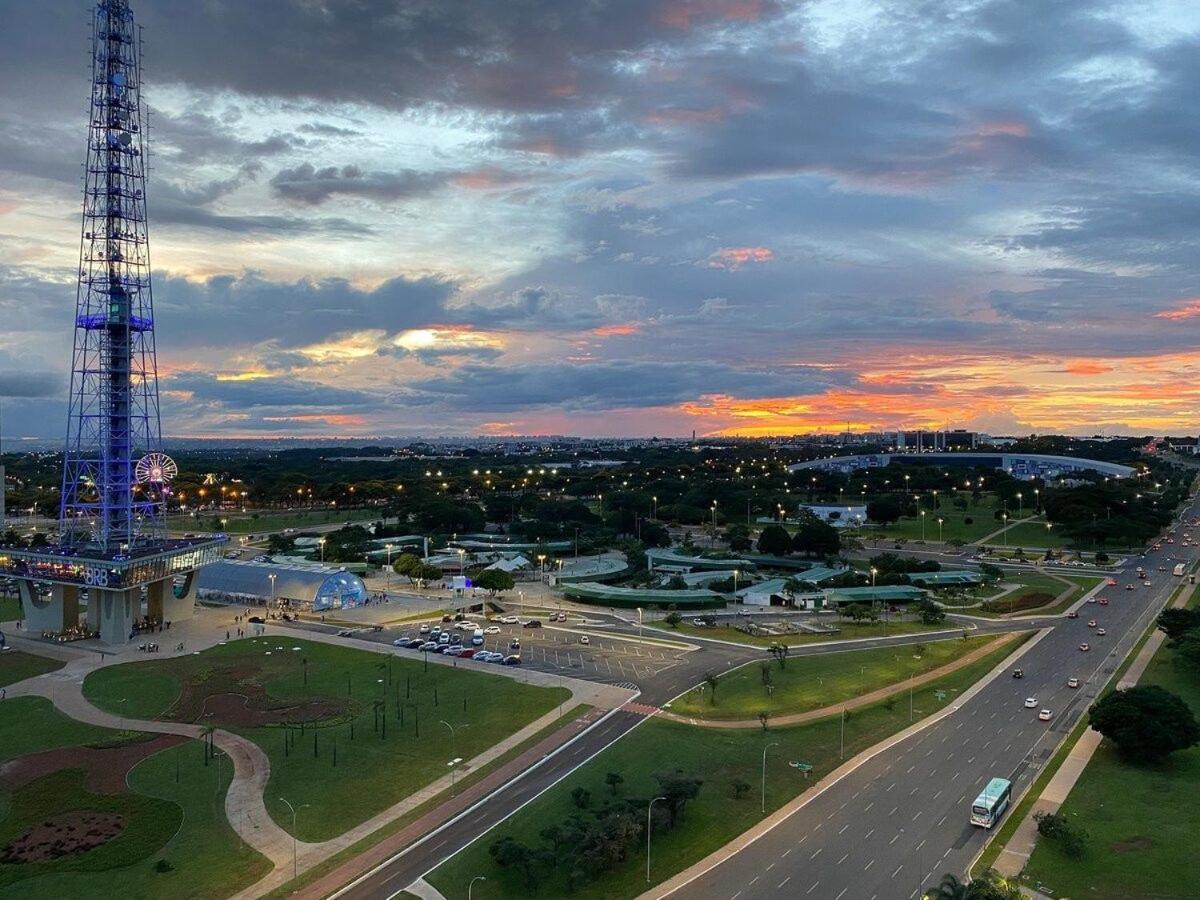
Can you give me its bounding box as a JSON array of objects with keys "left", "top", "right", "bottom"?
[{"left": 59, "top": 0, "right": 165, "bottom": 551}]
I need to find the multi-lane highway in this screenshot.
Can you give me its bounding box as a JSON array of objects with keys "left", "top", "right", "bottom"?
[{"left": 664, "top": 507, "right": 1199, "bottom": 900}]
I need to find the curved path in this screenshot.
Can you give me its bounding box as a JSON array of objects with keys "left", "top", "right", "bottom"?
[{"left": 656, "top": 632, "right": 1018, "bottom": 729}]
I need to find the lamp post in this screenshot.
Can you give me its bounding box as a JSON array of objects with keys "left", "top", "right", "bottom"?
[
  {"left": 268, "top": 573, "right": 276, "bottom": 604},
  {"left": 870, "top": 566, "right": 878, "bottom": 587},
  {"left": 937, "top": 517, "right": 944, "bottom": 543},
  {"left": 319, "top": 537, "right": 326, "bottom": 562},
  {"left": 385, "top": 543, "right": 393, "bottom": 585},
  {"left": 447, "top": 756, "right": 463, "bottom": 791},
  {"left": 278, "top": 796, "right": 305, "bottom": 880},
  {"left": 920, "top": 509, "right": 926, "bottom": 541},
  {"left": 652, "top": 496, "right": 658, "bottom": 520},
  {"left": 1017, "top": 492, "right": 1023, "bottom": 516},
  {"left": 647, "top": 795, "right": 667, "bottom": 882},
  {"left": 457, "top": 547, "right": 465, "bottom": 576},
  {"left": 469, "top": 876, "right": 486, "bottom": 900},
  {"left": 762, "top": 742, "right": 779, "bottom": 813},
  {"left": 1001, "top": 513, "right": 1009, "bottom": 551}
]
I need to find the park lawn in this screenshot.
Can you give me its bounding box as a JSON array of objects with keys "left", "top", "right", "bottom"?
[
  {"left": 651, "top": 618, "right": 955, "bottom": 648},
  {"left": 427, "top": 634, "right": 1028, "bottom": 900},
  {"left": 167, "top": 507, "right": 379, "bottom": 535},
  {"left": 0, "top": 599, "right": 20, "bottom": 623},
  {"left": 868, "top": 494, "right": 1003, "bottom": 544},
  {"left": 974, "top": 574, "right": 1101, "bottom": 618},
  {"left": 4, "top": 741, "right": 271, "bottom": 899},
  {"left": 0, "top": 696, "right": 112, "bottom": 761},
  {"left": 988, "top": 518, "right": 1073, "bottom": 550},
  {"left": 668, "top": 634, "right": 994, "bottom": 721},
  {"left": 0, "top": 651, "right": 64, "bottom": 688},
  {"left": 83, "top": 637, "right": 570, "bottom": 841},
  {"left": 1020, "top": 593, "right": 1200, "bottom": 899}
]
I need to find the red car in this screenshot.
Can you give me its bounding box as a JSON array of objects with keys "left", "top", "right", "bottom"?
[
  {"left": 1107, "top": 578, "right": 1119, "bottom": 586},
  {"left": 1098, "top": 598, "right": 1109, "bottom": 606}
]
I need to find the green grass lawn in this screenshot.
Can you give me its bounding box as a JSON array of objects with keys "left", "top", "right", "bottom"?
[
  {"left": 1020, "top": 594, "right": 1200, "bottom": 899},
  {"left": 651, "top": 617, "right": 955, "bottom": 647},
  {"left": 669, "top": 634, "right": 995, "bottom": 720},
  {"left": 0, "top": 600, "right": 20, "bottom": 623},
  {"left": 0, "top": 697, "right": 270, "bottom": 898},
  {"left": 427, "top": 635, "right": 1027, "bottom": 900},
  {"left": 857, "top": 495, "right": 1002, "bottom": 544},
  {"left": 83, "top": 638, "right": 570, "bottom": 841},
  {"left": 168, "top": 508, "right": 379, "bottom": 535},
  {"left": 0, "top": 651, "right": 64, "bottom": 688},
  {"left": 973, "top": 574, "right": 1100, "bottom": 618}
]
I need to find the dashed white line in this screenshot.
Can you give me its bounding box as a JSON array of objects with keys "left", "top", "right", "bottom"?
[{"left": 778, "top": 876, "right": 791, "bottom": 889}]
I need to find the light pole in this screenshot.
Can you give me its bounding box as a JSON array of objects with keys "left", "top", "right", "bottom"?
[
  {"left": 457, "top": 547, "right": 465, "bottom": 577},
  {"left": 937, "top": 517, "right": 944, "bottom": 543},
  {"left": 647, "top": 795, "right": 667, "bottom": 882},
  {"left": 469, "top": 876, "right": 486, "bottom": 900},
  {"left": 1016, "top": 492, "right": 1023, "bottom": 516},
  {"left": 447, "top": 756, "right": 463, "bottom": 791},
  {"left": 278, "top": 796, "right": 304, "bottom": 880},
  {"left": 920, "top": 509, "right": 926, "bottom": 541},
  {"left": 319, "top": 537, "right": 326, "bottom": 562},
  {"left": 1001, "top": 513, "right": 1009, "bottom": 551},
  {"left": 385, "top": 543, "right": 393, "bottom": 585},
  {"left": 870, "top": 566, "right": 878, "bottom": 587},
  {"left": 762, "top": 742, "right": 779, "bottom": 813},
  {"left": 652, "top": 496, "right": 657, "bottom": 520},
  {"left": 840, "top": 703, "right": 846, "bottom": 759}
]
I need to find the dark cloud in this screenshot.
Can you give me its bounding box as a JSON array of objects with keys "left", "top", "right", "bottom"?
[
  {"left": 166, "top": 371, "right": 382, "bottom": 410},
  {"left": 405, "top": 360, "right": 854, "bottom": 412},
  {"left": 0, "top": 371, "right": 61, "bottom": 399},
  {"left": 269, "top": 163, "right": 450, "bottom": 205}
]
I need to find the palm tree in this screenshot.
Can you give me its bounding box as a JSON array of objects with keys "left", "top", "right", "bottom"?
[{"left": 929, "top": 873, "right": 970, "bottom": 900}]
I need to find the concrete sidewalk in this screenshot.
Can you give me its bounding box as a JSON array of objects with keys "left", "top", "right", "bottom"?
[{"left": 992, "top": 583, "right": 1194, "bottom": 878}]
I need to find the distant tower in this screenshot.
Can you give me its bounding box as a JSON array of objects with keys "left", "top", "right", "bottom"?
[
  {"left": 59, "top": 0, "right": 164, "bottom": 551},
  {"left": 0, "top": 0, "right": 225, "bottom": 644}
]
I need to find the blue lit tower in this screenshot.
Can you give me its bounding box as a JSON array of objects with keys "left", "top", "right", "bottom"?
[
  {"left": 0, "top": 0, "right": 225, "bottom": 643},
  {"left": 60, "top": 0, "right": 163, "bottom": 550}
]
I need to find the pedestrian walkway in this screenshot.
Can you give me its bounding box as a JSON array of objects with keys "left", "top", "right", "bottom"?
[
  {"left": 656, "top": 632, "right": 1018, "bottom": 730},
  {"left": 992, "top": 583, "right": 1194, "bottom": 878}
]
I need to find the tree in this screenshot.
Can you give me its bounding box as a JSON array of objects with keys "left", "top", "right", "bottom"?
[
  {"left": 413, "top": 563, "right": 442, "bottom": 585},
  {"left": 605, "top": 772, "right": 624, "bottom": 796},
  {"left": 768, "top": 643, "right": 790, "bottom": 669},
  {"left": 757, "top": 524, "right": 792, "bottom": 555},
  {"left": 392, "top": 552, "right": 422, "bottom": 580},
  {"left": 571, "top": 786, "right": 592, "bottom": 809},
  {"left": 1157, "top": 608, "right": 1200, "bottom": 641},
  {"left": 663, "top": 611, "right": 683, "bottom": 629},
  {"left": 929, "top": 869, "right": 1022, "bottom": 900},
  {"left": 723, "top": 523, "right": 752, "bottom": 552},
  {"left": 730, "top": 777, "right": 751, "bottom": 800},
  {"left": 539, "top": 823, "right": 566, "bottom": 869},
  {"left": 918, "top": 599, "right": 947, "bottom": 625},
  {"left": 792, "top": 518, "right": 840, "bottom": 557},
  {"left": 1034, "top": 810, "right": 1087, "bottom": 857},
  {"left": 758, "top": 710, "right": 770, "bottom": 731},
  {"left": 1089, "top": 685, "right": 1200, "bottom": 761},
  {"left": 978, "top": 562, "right": 1004, "bottom": 583},
  {"left": 473, "top": 568, "right": 516, "bottom": 595},
  {"left": 1173, "top": 629, "right": 1200, "bottom": 670},
  {"left": 704, "top": 672, "right": 720, "bottom": 705},
  {"left": 653, "top": 771, "right": 704, "bottom": 827},
  {"left": 490, "top": 836, "right": 539, "bottom": 889},
  {"left": 866, "top": 494, "right": 909, "bottom": 525}
]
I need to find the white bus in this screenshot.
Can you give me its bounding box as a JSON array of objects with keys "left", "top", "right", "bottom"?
[
  {"left": 1174, "top": 563, "right": 1186, "bottom": 577},
  {"left": 970, "top": 777, "right": 1012, "bottom": 828}
]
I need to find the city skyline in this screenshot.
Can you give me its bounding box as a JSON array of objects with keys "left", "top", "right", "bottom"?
[{"left": 3, "top": 0, "right": 1200, "bottom": 439}]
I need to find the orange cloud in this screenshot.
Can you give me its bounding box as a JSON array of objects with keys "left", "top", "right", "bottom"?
[
  {"left": 1062, "top": 361, "right": 1113, "bottom": 375},
  {"left": 1153, "top": 298, "right": 1200, "bottom": 320},
  {"left": 592, "top": 323, "right": 641, "bottom": 337},
  {"left": 644, "top": 106, "right": 725, "bottom": 126},
  {"left": 705, "top": 246, "right": 774, "bottom": 270},
  {"left": 658, "top": 0, "right": 766, "bottom": 28}
]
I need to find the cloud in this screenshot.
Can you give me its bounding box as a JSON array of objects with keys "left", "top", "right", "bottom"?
[
  {"left": 0, "top": 371, "right": 61, "bottom": 398},
  {"left": 704, "top": 246, "right": 774, "bottom": 270},
  {"left": 269, "top": 163, "right": 450, "bottom": 206}
]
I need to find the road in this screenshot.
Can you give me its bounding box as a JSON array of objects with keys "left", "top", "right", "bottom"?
[
  {"left": 666, "top": 505, "right": 1199, "bottom": 900},
  {"left": 330, "top": 609, "right": 1024, "bottom": 898}
]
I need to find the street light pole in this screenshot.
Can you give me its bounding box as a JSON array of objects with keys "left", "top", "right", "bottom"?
[
  {"left": 279, "top": 796, "right": 299, "bottom": 880},
  {"left": 762, "top": 741, "right": 779, "bottom": 813},
  {"left": 469, "top": 876, "right": 486, "bottom": 899},
  {"left": 647, "top": 795, "right": 667, "bottom": 882}
]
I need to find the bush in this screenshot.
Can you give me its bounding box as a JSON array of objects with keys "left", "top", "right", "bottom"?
[{"left": 1034, "top": 810, "right": 1087, "bottom": 857}]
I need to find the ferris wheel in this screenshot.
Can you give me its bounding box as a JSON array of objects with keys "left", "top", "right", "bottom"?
[{"left": 135, "top": 452, "right": 178, "bottom": 485}]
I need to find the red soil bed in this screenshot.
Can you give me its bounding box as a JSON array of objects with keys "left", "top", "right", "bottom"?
[
  {"left": 0, "top": 733, "right": 186, "bottom": 795},
  {"left": 0, "top": 811, "right": 125, "bottom": 863}
]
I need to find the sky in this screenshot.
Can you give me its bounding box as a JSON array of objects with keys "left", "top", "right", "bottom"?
[{"left": 2, "top": 0, "right": 1200, "bottom": 441}]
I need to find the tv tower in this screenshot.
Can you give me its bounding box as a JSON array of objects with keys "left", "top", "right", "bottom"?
[
  {"left": 0, "top": 0, "right": 225, "bottom": 643},
  {"left": 59, "top": 0, "right": 163, "bottom": 550}
]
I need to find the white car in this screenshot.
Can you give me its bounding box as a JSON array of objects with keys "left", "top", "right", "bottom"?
[
  {"left": 1097, "top": 628, "right": 1107, "bottom": 636},
  {"left": 1067, "top": 677, "right": 1080, "bottom": 689},
  {"left": 1024, "top": 697, "right": 1038, "bottom": 708},
  {"left": 484, "top": 625, "right": 501, "bottom": 634},
  {"left": 500, "top": 615, "right": 520, "bottom": 624},
  {"left": 580, "top": 635, "right": 590, "bottom": 645},
  {"left": 1038, "top": 709, "right": 1053, "bottom": 721}
]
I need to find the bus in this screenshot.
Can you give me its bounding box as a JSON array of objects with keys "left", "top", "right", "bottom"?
[
  {"left": 1174, "top": 563, "right": 1187, "bottom": 577},
  {"left": 970, "top": 777, "right": 1012, "bottom": 828}
]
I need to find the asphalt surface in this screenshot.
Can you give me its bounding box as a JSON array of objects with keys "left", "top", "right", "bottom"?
[{"left": 667, "top": 507, "right": 1199, "bottom": 900}]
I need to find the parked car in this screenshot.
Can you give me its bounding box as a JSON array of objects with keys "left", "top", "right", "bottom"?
[
  {"left": 392, "top": 637, "right": 410, "bottom": 647},
  {"left": 523, "top": 619, "right": 543, "bottom": 629},
  {"left": 484, "top": 625, "right": 501, "bottom": 634},
  {"left": 419, "top": 641, "right": 439, "bottom": 652},
  {"left": 1097, "top": 628, "right": 1107, "bottom": 636},
  {"left": 457, "top": 648, "right": 478, "bottom": 659},
  {"left": 1066, "top": 611, "right": 1079, "bottom": 619},
  {"left": 419, "top": 624, "right": 431, "bottom": 634},
  {"left": 580, "top": 635, "right": 590, "bottom": 645},
  {"left": 509, "top": 639, "right": 521, "bottom": 650},
  {"left": 1012, "top": 669, "right": 1023, "bottom": 679},
  {"left": 503, "top": 654, "right": 522, "bottom": 665},
  {"left": 500, "top": 615, "right": 520, "bottom": 624},
  {"left": 1079, "top": 642, "right": 1090, "bottom": 652}
]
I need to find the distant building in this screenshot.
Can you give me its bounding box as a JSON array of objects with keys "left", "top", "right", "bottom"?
[
  {"left": 198, "top": 560, "right": 367, "bottom": 611},
  {"left": 895, "top": 429, "right": 978, "bottom": 451}
]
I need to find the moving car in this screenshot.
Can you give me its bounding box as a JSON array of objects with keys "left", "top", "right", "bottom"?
[
  {"left": 503, "top": 654, "right": 522, "bottom": 665},
  {"left": 1024, "top": 697, "right": 1038, "bottom": 708},
  {"left": 1107, "top": 578, "right": 1119, "bottom": 586},
  {"left": 523, "top": 619, "right": 543, "bottom": 629},
  {"left": 1098, "top": 598, "right": 1109, "bottom": 606},
  {"left": 509, "top": 639, "right": 521, "bottom": 650},
  {"left": 1097, "top": 628, "right": 1107, "bottom": 636},
  {"left": 1038, "top": 709, "right": 1053, "bottom": 721},
  {"left": 1067, "top": 677, "right": 1080, "bottom": 688},
  {"left": 1079, "top": 642, "right": 1091, "bottom": 652},
  {"left": 1088, "top": 620, "right": 1097, "bottom": 627},
  {"left": 484, "top": 625, "right": 501, "bottom": 634},
  {"left": 419, "top": 641, "right": 438, "bottom": 652},
  {"left": 500, "top": 615, "right": 520, "bottom": 624},
  {"left": 1066, "top": 611, "right": 1079, "bottom": 619},
  {"left": 1012, "top": 669, "right": 1024, "bottom": 679},
  {"left": 580, "top": 635, "right": 590, "bottom": 645}
]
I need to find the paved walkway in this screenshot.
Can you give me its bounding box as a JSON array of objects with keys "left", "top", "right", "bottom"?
[
  {"left": 656, "top": 633, "right": 1017, "bottom": 729},
  {"left": 1, "top": 605, "right": 634, "bottom": 898},
  {"left": 992, "top": 582, "right": 1195, "bottom": 878}
]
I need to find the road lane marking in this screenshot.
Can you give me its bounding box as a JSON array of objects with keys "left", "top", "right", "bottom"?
[
  {"left": 838, "top": 852, "right": 849, "bottom": 864},
  {"left": 807, "top": 881, "right": 819, "bottom": 894},
  {"left": 811, "top": 848, "right": 822, "bottom": 860},
  {"left": 839, "top": 824, "right": 849, "bottom": 834},
  {"left": 893, "top": 864, "right": 904, "bottom": 877},
  {"left": 865, "top": 859, "right": 875, "bottom": 870},
  {"left": 778, "top": 876, "right": 791, "bottom": 889}
]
